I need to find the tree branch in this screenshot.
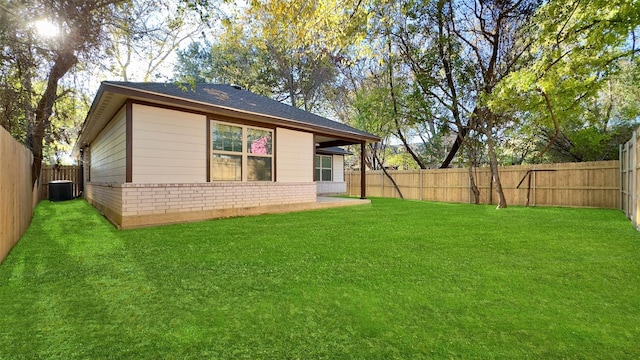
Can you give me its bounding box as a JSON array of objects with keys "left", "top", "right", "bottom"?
[{"left": 536, "top": 88, "right": 560, "bottom": 160}]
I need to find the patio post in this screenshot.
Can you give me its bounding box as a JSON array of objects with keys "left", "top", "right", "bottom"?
[{"left": 360, "top": 141, "right": 367, "bottom": 199}]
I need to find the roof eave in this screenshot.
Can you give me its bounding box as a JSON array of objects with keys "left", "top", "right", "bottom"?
[{"left": 73, "top": 82, "right": 109, "bottom": 156}]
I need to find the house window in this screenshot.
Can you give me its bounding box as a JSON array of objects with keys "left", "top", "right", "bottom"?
[
  {"left": 315, "top": 155, "right": 332, "bottom": 181},
  {"left": 211, "top": 121, "right": 273, "bottom": 181}
]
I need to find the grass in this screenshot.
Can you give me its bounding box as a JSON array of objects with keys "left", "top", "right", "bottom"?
[{"left": 1, "top": 198, "right": 639, "bottom": 359}]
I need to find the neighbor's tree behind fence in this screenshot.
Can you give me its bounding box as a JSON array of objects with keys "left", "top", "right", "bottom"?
[
  {"left": 0, "top": 127, "right": 39, "bottom": 264},
  {"left": 347, "top": 160, "right": 619, "bottom": 209}
]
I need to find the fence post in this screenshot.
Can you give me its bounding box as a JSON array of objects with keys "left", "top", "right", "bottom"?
[
  {"left": 632, "top": 131, "right": 637, "bottom": 227},
  {"left": 629, "top": 140, "right": 632, "bottom": 218},
  {"left": 620, "top": 144, "right": 623, "bottom": 210},
  {"left": 468, "top": 174, "right": 471, "bottom": 204},
  {"left": 419, "top": 169, "right": 423, "bottom": 201},
  {"left": 631, "top": 131, "right": 638, "bottom": 229},
  {"left": 625, "top": 141, "right": 630, "bottom": 218},
  {"left": 532, "top": 167, "right": 537, "bottom": 207}
]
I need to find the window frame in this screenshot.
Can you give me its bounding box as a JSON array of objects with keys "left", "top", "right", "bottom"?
[
  {"left": 315, "top": 154, "right": 333, "bottom": 182},
  {"left": 210, "top": 120, "right": 274, "bottom": 182}
]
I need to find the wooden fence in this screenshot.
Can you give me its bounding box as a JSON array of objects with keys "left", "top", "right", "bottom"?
[
  {"left": 621, "top": 130, "right": 638, "bottom": 229},
  {"left": 39, "top": 165, "right": 83, "bottom": 200},
  {"left": 0, "top": 127, "right": 39, "bottom": 264},
  {"left": 347, "top": 160, "right": 620, "bottom": 209}
]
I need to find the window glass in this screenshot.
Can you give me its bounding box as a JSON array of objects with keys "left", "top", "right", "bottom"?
[
  {"left": 211, "top": 154, "right": 242, "bottom": 181},
  {"left": 212, "top": 123, "right": 242, "bottom": 152},
  {"left": 322, "top": 169, "right": 332, "bottom": 181},
  {"left": 321, "top": 156, "right": 332, "bottom": 168},
  {"left": 315, "top": 155, "right": 320, "bottom": 167},
  {"left": 314, "top": 168, "right": 321, "bottom": 181},
  {"left": 247, "top": 156, "right": 272, "bottom": 181},
  {"left": 211, "top": 121, "right": 273, "bottom": 182},
  {"left": 247, "top": 128, "right": 272, "bottom": 155}
]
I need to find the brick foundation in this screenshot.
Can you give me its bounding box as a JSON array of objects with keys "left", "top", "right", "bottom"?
[{"left": 86, "top": 181, "right": 317, "bottom": 228}]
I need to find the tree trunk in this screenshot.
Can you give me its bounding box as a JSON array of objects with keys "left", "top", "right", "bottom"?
[
  {"left": 386, "top": 33, "right": 426, "bottom": 169},
  {"left": 537, "top": 88, "right": 560, "bottom": 160},
  {"left": 440, "top": 121, "right": 469, "bottom": 168},
  {"left": 465, "top": 140, "right": 480, "bottom": 204},
  {"left": 436, "top": 1, "right": 467, "bottom": 169},
  {"left": 485, "top": 112, "right": 507, "bottom": 208},
  {"left": 288, "top": 67, "right": 297, "bottom": 108},
  {"left": 373, "top": 152, "right": 404, "bottom": 200},
  {"left": 468, "top": 164, "right": 480, "bottom": 204},
  {"left": 31, "top": 50, "right": 78, "bottom": 185}
]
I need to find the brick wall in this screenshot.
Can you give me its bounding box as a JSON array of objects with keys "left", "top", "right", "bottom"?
[
  {"left": 86, "top": 181, "right": 317, "bottom": 227},
  {"left": 85, "top": 182, "right": 123, "bottom": 224},
  {"left": 120, "top": 182, "right": 316, "bottom": 216}
]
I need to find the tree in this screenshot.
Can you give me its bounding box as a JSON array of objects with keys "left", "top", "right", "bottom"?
[
  {"left": 389, "top": 0, "right": 475, "bottom": 170},
  {"left": 175, "top": 0, "right": 367, "bottom": 112},
  {"left": 0, "top": 0, "right": 125, "bottom": 184},
  {"left": 384, "top": 0, "right": 538, "bottom": 207},
  {"left": 490, "top": 0, "right": 640, "bottom": 163},
  {"left": 507, "top": 60, "right": 640, "bottom": 163},
  {"left": 246, "top": 0, "right": 367, "bottom": 111},
  {"left": 174, "top": 29, "right": 279, "bottom": 97},
  {"left": 350, "top": 74, "right": 406, "bottom": 198},
  {"left": 42, "top": 90, "right": 90, "bottom": 164},
  {"left": 105, "top": 0, "right": 205, "bottom": 82}
]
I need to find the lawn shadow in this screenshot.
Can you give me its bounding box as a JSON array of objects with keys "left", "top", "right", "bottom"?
[{"left": 0, "top": 200, "right": 171, "bottom": 358}]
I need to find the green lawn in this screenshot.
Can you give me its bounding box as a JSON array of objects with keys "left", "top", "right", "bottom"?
[{"left": 1, "top": 198, "right": 639, "bottom": 359}]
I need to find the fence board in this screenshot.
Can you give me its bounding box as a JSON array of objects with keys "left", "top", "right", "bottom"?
[
  {"left": 621, "top": 130, "right": 640, "bottom": 229},
  {"left": 0, "top": 127, "right": 38, "bottom": 264},
  {"left": 347, "top": 160, "right": 620, "bottom": 209},
  {"left": 39, "top": 165, "right": 83, "bottom": 200}
]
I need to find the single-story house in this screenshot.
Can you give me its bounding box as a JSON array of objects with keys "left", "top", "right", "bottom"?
[{"left": 74, "top": 81, "right": 379, "bottom": 228}]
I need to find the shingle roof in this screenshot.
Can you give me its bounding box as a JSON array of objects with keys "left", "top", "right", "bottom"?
[{"left": 103, "top": 81, "right": 378, "bottom": 140}]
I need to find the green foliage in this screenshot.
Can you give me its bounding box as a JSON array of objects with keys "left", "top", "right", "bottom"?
[
  {"left": 2, "top": 199, "right": 640, "bottom": 358},
  {"left": 385, "top": 151, "right": 420, "bottom": 170},
  {"left": 3, "top": 0, "right": 639, "bottom": 170},
  {"left": 44, "top": 91, "right": 90, "bottom": 164},
  {"left": 0, "top": 0, "right": 123, "bottom": 170},
  {"left": 349, "top": 80, "right": 396, "bottom": 169},
  {"left": 174, "top": 34, "right": 278, "bottom": 97},
  {"left": 106, "top": 0, "right": 207, "bottom": 82},
  {"left": 489, "top": 0, "right": 640, "bottom": 162},
  {"left": 174, "top": 0, "right": 367, "bottom": 111},
  {"left": 352, "top": 84, "right": 395, "bottom": 137},
  {"left": 540, "top": 123, "right": 634, "bottom": 163}
]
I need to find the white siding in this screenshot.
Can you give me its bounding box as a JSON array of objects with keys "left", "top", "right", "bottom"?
[
  {"left": 317, "top": 181, "right": 347, "bottom": 195},
  {"left": 276, "top": 128, "right": 313, "bottom": 183},
  {"left": 132, "top": 104, "right": 207, "bottom": 183},
  {"left": 332, "top": 155, "right": 344, "bottom": 182},
  {"left": 91, "top": 108, "right": 126, "bottom": 183}
]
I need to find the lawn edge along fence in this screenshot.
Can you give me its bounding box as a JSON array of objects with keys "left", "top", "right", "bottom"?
[
  {"left": 347, "top": 160, "right": 619, "bottom": 209},
  {"left": 0, "top": 128, "right": 84, "bottom": 264}
]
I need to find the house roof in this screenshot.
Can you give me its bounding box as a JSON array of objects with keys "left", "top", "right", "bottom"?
[
  {"left": 316, "top": 147, "right": 354, "bottom": 156},
  {"left": 76, "top": 81, "right": 379, "bottom": 152}
]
